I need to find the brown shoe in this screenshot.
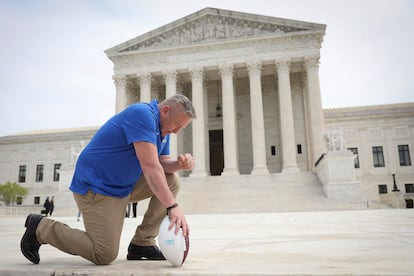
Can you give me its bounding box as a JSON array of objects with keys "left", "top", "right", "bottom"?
[{"left": 20, "top": 214, "right": 43, "bottom": 264}]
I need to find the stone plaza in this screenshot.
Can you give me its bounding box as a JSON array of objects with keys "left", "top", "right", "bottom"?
[{"left": 1, "top": 209, "right": 413, "bottom": 275}]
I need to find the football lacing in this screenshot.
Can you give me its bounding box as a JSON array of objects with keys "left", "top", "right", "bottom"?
[{"left": 179, "top": 229, "right": 187, "bottom": 251}]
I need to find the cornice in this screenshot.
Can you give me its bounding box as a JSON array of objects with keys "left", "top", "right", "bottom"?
[
  {"left": 324, "top": 102, "right": 414, "bottom": 113},
  {"left": 109, "top": 32, "right": 323, "bottom": 75},
  {"left": 323, "top": 102, "right": 414, "bottom": 121},
  {"left": 0, "top": 127, "right": 99, "bottom": 144},
  {"left": 109, "top": 30, "right": 323, "bottom": 59}
]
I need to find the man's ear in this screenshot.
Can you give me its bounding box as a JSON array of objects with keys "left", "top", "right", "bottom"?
[
  {"left": 160, "top": 105, "right": 170, "bottom": 115},
  {"left": 164, "top": 105, "right": 172, "bottom": 115}
]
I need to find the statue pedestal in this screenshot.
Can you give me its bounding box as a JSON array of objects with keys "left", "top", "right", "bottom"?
[
  {"left": 58, "top": 165, "right": 75, "bottom": 192},
  {"left": 315, "top": 150, "right": 363, "bottom": 202},
  {"left": 390, "top": 191, "right": 405, "bottom": 208}
]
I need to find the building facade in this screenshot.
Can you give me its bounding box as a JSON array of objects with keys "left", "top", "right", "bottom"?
[
  {"left": 105, "top": 8, "right": 327, "bottom": 177},
  {"left": 0, "top": 8, "right": 413, "bottom": 210}
]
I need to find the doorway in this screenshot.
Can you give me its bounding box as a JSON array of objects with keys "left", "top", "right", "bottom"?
[{"left": 209, "top": 129, "right": 224, "bottom": 175}]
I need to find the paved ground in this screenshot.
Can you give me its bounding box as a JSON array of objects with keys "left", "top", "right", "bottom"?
[{"left": 0, "top": 209, "right": 413, "bottom": 276}]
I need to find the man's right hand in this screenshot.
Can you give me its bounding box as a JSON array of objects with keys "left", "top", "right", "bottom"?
[{"left": 167, "top": 206, "right": 189, "bottom": 236}]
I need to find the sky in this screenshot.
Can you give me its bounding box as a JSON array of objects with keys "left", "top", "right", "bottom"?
[{"left": 0, "top": 0, "right": 413, "bottom": 137}]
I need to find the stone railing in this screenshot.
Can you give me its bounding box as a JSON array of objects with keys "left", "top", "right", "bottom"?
[{"left": 0, "top": 205, "right": 43, "bottom": 216}]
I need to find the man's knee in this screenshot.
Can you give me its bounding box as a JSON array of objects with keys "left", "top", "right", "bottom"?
[
  {"left": 93, "top": 247, "right": 118, "bottom": 265},
  {"left": 165, "top": 173, "right": 180, "bottom": 195}
]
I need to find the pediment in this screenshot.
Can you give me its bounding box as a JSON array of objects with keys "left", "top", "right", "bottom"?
[{"left": 106, "top": 7, "right": 325, "bottom": 55}]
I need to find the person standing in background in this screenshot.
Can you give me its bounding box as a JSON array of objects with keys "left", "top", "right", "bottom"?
[
  {"left": 43, "top": 197, "right": 50, "bottom": 216},
  {"left": 49, "top": 196, "right": 54, "bottom": 216}
]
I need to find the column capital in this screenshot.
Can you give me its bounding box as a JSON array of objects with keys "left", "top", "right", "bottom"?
[
  {"left": 218, "top": 63, "right": 234, "bottom": 77},
  {"left": 304, "top": 55, "right": 320, "bottom": 71},
  {"left": 163, "top": 69, "right": 177, "bottom": 82},
  {"left": 137, "top": 72, "right": 152, "bottom": 86},
  {"left": 275, "top": 58, "right": 291, "bottom": 73},
  {"left": 189, "top": 67, "right": 204, "bottom": 81},
  {"left": 112, "top": 75, "right": 127, "bottom": 88},
  {"left": 246, "top": 60, "right": 262, "bottom": 75}
]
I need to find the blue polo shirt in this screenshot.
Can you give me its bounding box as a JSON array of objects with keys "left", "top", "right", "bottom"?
[{"left": 70, "top": 100, "right": 170, "bottom": 197}]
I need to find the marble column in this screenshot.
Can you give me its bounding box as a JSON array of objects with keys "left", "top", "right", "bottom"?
[
  {"left": 164, "top": 69, "right": 177, "bottom": 97},
  {"left": 163, "top": 69, "right": 178, "bottom": 159},
  {"left": 113, "top": 75, "right": 128, "bottom": 113},
  {"left": 276, "top": 59, "right": 299, "bottom": 173},
  {"left": 305, "top": 56, "right": 325, "bottom": 168},
  {"left": 247, "top": 60, "right": 269, "bottom": 175},
  {"left": 219, "top": 64, "right": 240, "bottom": 175},
  {"left": 203, "top": 81, "right": 210, "bottom": 174},
  {"left": 189, "top": 67, "right": 208, "bottom": 177},
  {"left": 301, "top": 73, "right": 313, "bottom": 170},
  {"left": 137, "top": 72, "right": 152, "bottom": 103}
]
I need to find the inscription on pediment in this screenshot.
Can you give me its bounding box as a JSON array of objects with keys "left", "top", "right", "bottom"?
[{"left": 122, "top": 15, "right": 308, "bottom": 52}]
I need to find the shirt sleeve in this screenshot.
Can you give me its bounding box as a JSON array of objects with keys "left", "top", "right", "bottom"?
[{"left": 122, "top": 104, "right": 157, "bottom": 145}]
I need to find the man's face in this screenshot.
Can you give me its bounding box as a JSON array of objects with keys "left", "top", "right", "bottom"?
[{"left": 160, "top": 104, "right": 191, "bottom": 137}]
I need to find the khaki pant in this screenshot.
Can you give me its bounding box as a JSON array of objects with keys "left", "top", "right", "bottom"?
[{"left": 36, "top": 173, "right": 180, "bottom": 265}]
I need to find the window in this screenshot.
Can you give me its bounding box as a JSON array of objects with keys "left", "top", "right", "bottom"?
[
  {"left": 297, "top": 144, "right": 302, "bottom": 154},
  {"left": 348, "top": 148, "right": 360, "bottom": 168},
  {"left": 372, "top": 146, "right": 385, "bottom": 167},
  {"left": 36, "top": 164, "right": 44, "bottom": 182},
  {"left": 405, "top": 184, "right": 414, "bottom": 193},
  {"left": 16, "top": 196, "right": 23, "bottom": 205},
  {"left": 271, "top": 146, "right": 276, "bottom": 156},
  {"left": 18, "top": 165, "right": 26, "bottom": 183},
  {"left": 53, "top": 163, "right": 61, "bottom": 182},
  {"left": 34, "top": 196, "right": 40, "bottom": 205},
  {"left": 398, "top": 145, "right": 411, "bottom": 166},
  {"left": 378, "top": 184, "right": 388, "bottom": 194}
]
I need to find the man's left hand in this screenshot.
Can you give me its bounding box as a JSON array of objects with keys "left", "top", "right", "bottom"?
[{"left": 178, "top": 153, "right": 194, "bottom": 170}]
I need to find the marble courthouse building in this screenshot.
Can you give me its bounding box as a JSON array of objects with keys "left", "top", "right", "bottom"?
[
  {"left": 106, "top": 7, "right": 326, "bottom": 176},
  {"left": 1, "top": 8, "right": 413, "bottom": 212}
]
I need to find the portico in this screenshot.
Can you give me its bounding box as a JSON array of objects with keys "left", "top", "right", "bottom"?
[{"left": 106, "top": 8, "right": 326, "bottom": 176}]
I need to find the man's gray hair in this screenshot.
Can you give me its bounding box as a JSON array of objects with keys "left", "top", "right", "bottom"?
[{"left": 162, "top": 94, "right": 196, "bottom": 118}]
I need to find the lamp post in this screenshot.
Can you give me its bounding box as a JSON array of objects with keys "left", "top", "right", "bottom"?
[{"left": 392, "top": 172, "right": 400, "bottom": 192}]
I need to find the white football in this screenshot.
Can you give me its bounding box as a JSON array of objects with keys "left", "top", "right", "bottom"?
[{"left": 158, "top": 216, "right": 189, "bottom": 267}]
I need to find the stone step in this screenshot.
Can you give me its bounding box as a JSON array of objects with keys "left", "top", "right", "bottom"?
[{"left": 42, "top": 172, "right": 368, "bottom": 217}]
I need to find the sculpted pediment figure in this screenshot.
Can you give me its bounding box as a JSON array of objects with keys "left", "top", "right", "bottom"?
[{"left": 106, "top": 7, "right": 325, "bottom": 55}]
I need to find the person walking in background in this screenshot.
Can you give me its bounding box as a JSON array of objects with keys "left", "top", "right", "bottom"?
[
  {"left": 21, "top": 94, "right": 195, "bottom": 265},
  {"left": 49, "top": 196, "right": 54, "bottom": 216},
  {"left": 42, "top": 197, "right": 50, "bottom": 216}
]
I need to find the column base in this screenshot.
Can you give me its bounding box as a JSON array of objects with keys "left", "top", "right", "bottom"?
[
  {"left": 282, "top": 166, "right": 300, "bottom": 174},
  {"left": 251, "top": 167, "right": 269, "bottom": 175},
  {"left": 221, "top": 168, "right": 240, "bottom": 176},
  {"left": 189, "top": 170, "right": 208, "bottom": 177}
]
